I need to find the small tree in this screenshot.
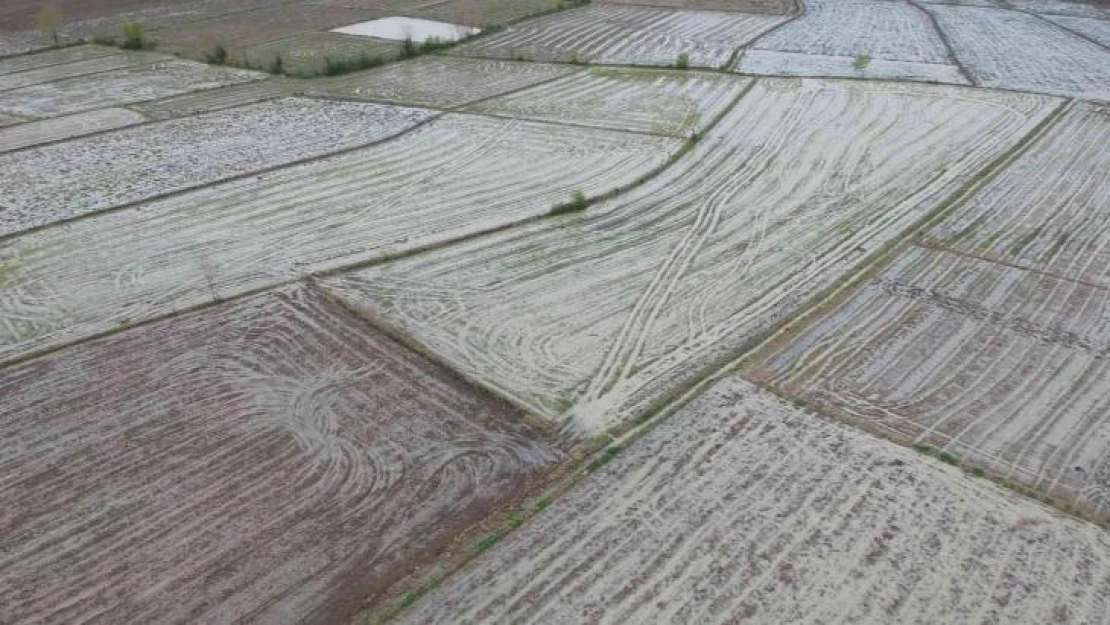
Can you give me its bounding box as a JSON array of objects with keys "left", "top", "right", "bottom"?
[
  {"left": 675, "top": 52, "right": 690, "bottom": 70},
  {"left": 35, "top": 7, "right": 64, "bottom": 47},
  {"left": 269, "top": 53, "right": 284, "bottom": 75},
  {"left": 853, "top": 54, "right": 871, "bottom": 69},
  {"left": 206, "top": 44, "right": 228, "bottom": 65},
  {"left": 121, "top": 21, "right": 145, "bottom": 49}
]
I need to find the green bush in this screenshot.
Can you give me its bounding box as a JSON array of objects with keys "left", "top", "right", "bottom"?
[
  {"left": 675, "top": 52, "right": 690, "bottom": 70},
  {"left": 120, "top": 21, "right": 146, "bottom": 50},
  {"left": 550, "top": 190, "right": 588, "bottom": 216},
  {"left": 205, "top": 44, "right": 228, "bottom": 65},
  {"left": 853, "top": 54, "right": 871, "bottom": 69}
]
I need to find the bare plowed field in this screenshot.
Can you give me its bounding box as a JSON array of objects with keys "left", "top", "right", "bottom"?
[
  {"left": 130, "top": 78, "right": 291, "bottom": 119},
  {"left": 0, "top": 107, "right": 147, "bottom": 153},
  {"left": 0, "top": 97, "right": 432, "bottom": 234},
  {"left": 924, "top": 4, "right": 1110, "bottom": 100},
  {"left": 0, "top": 58, "right": 263, "bottom": 118},
  {"left": 1044, "top": 14, "right": 1110, "bottom": 45},
  {"left": 466, "top": 67, "right": 748, "bottom": 135},
  {"left": 601, "top": 0, "right": 796, "bottom": 13},
  {"left": 322, "top": 78, "right": 1058, "bottom": 431},
  {"left": 303, "top": 56, "right": 578, "bottom": 108},
  {"left": 0, "top": 49, "right": 171, "bottom": 92},
  {"left": 925, "top": 101, "right": 1109, "bottom": 288},
  {"left": 751, "top": 245, "right": 1110, "bottom": 519},
  {"left": 398, "top": 378, "right": 1110, "bottom": 624},
  {"left": 0, "top": 114, "right": 677, "bottom": 365},
  {"left": 452, "top": 4, "right": 789, "bottom": 67},
  {"left": 738, "top": 0, "right": 967, "bottom": 84},
  {"left": 0, "top": 283, "right": 568, "bottom": 624}
]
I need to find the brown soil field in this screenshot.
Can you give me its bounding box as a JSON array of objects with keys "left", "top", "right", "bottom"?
[
  {"left": 414, "top": 0, "right": 568, "bottom": 26},
  {"left": 0, "top": 0, "right": 171, "bottom": 30},
  {"left": 0, "top": 283, "right": 569, "bottom": 624},
  {"left": 600, "top": 0, "right": 798, "bottom": 14},
  {"left": 152, "top": 4, "right": 382, "bottom": 60},
  {"left": 398, "top": 378, "right": 1110, "bottom": 624}
]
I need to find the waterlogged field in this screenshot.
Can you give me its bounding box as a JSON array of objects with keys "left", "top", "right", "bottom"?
[
  {"left": 304, "top": 56, "right": 578, "bottom": 108},
  {"left": 398, "top": 378, "right": 1110, "bottom": 624},
  {"left": 750, "top": 245, "right": 1110, "bottom": 519},
  {"left": 453, "top": 4, "right": 789, "bottom": 67},
  {"left": 0, "top": 58, "right": 264, "bottom": 118},
  {"left": 924, "top": 4, "right": 1110, "bottom": 100},
  {"left": 466, "top": 67, "right": 748, "bottom": 135},
  {"left": 926, "top": 102, "right": 1109, "bottom": 287},
  {"left": 0, "top": 107, "right": 147, "bottom": 153},
  {"left": 0, "top": 283, "right": 568, "bottom": 624},
  {"left": 0, "top": 113, "right": 677, "bottom": 365},
  {"left": 738, "top": 0, "right": 968, "bottom": 84},
  {"left": 322, "top": 78, "right": 1059, "bottom": 432},
  {"left": 0, "top": 98, "right": 433, "bottom": 235}
]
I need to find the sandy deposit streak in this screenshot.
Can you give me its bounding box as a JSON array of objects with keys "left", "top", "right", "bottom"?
[
  {"left": 324, "top": 78, "right": 1059, "bottom": 432},
  {"left": 0, "top": 113, "right": 678, "bottom": 365},
  {"left": 923, "top": 4, "right": 1110, "bottom": 100},
  {"left": 739, "top": 0, "right": 968, "bottom": 83},
  {"left": 755, "top": 245, "right": 1110, "bottom": 518},
  {"left": 453, "top": 4, "right": 789, "bottom": 67},
  {"left": 926, "top": 101, "right": 1110, "bottom": 288},
  {"left": 0, "top": 98, "right": 433, "bottom": 235},
  {"left": 466, "top": 67, "right": 747, "bottom": 136},
  {"left": 0, "top": 283, "right": 566, "bottom": 624},
  {"left": 398, "top": 378, "right": 1110, "bottom": 624},
  {"left": 0, "top": 58, "right": 264, "bottom": 118}
]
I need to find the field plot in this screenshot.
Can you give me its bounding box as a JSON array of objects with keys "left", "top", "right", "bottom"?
[
  {"left": 0, "top": 98, "right": 432, "bottom": 235},
  {"left": 322, "top": 78, "right": 1059, "bottom": 431},
  {"left": 0, "top": 44, "right": 119, "bottom": 75},
  {"left": 244, "top": 32, "right": 401, "bottom": 75},
  {"left": 602, "top": 0, "right": 796, "bottom": 13},
  {"left": 926, "top": 101, "right": 1109, "bottom": 288},
  {"left": 1043, "top": 14, "right": 1110, "bottom": 46},
  {"left": 154, "top": 4, "right": 382, "bottom": 61},
  {"left": 0, "top": 50, "right": 172, "bottom": 92},
  {"left": 0, "top": 113, "right": 676, "bottom": 365},
  {"left": 750, "top": 246, "right": 1110, "bottom": 518},
  {"left": 0, "top": 32, "right": 53, "bottom": 58},
  {"left": 453, "top": 5, "right": 789, "bottom": 67},
  {"left": 1006, "top": 0, "right": 1110, "bottom": 19},
  {"left": 0, "top": 283, "right": 568, "bottom": 624},
  {"left": 0, "top": 59, "right": 263, "bottom": 118},
  {"left": 466, "top": 67, "right": 748, "bottom": 135},
  {"left": 925, "top": 4, "right": 1110, "bottom": 100},
  {"left": 303, "top": 56, "right": 578, "bottom": 108},
  {"left": 0, "top": 107, "right": 147, "bottom": 153},
  {"left": 737, "top": 0, "right": 968, "bottom": 84},
  {"left": 412, "top": 0, "right": 569, "bottom": 27},
  {"left": 398, "top": 378, "right": 1110, "bottom": 624},
  {"left": 129, "top": 78, "right": 291, "bottom": 119},
  {"left": 0, "top": 112, "right": 24, "bottom": 126}
]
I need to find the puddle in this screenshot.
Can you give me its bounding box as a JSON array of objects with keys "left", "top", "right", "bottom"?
[{"left": 332, "top": 17, "right": 480, "bottom": 43}]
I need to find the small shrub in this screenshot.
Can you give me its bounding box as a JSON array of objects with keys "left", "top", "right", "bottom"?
[
  {"left": 268, "top": 53, "right": 283, "bottom": 75},
  {"left": 206, "top": 44, "right": 228, "bottom": 65},
  {"left": 853, "top": 54, "right": 871, "bottom": 69},
  {"left": 92, "top": 35, "right": 116, "bottom": 46},
  {"left": 120, "top": 21, "right": 146, "bottom": 50},
  {"left": 401, "top": 36, "right": 418, "bottom": 58},
  {"left": 533, "top": 497, "right": 550, "bottom": 512},
  {"left": 584, "top": 445, "right": 621, "bottom": 472},
  {"left": 550, "top": 190, "right": 588, "bottom": 216},
  {"left": 938, "top": 451, "right": 959, "bottom": 466},
  {"left": 971, "top": 467, "right": 986, "bottom": 477},
  {"left": 913, "top": 443, "right": 935, "bottom": 456},
  {"left": 675, "top": 52, "right": 690, "bottom": 70}
]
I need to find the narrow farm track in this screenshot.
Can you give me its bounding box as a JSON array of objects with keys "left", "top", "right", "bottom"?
[
  {"left": 466, "top": 67, "right": 746, "bottom": 136},
  {"left": 452, "top": 4, "right": 789, "bottom": 67},
  {"left": 323, "top": 78, "right": 1059, "bottom": 432},
  {"left": 397, "top": 378, "right": 1110, "bottom": 624},
  {"left": 0, "top": 98, "right": 434, "bottom": 235},
  {"left": 0, "top": 113, "right": 678, "bottom": 366},
  {"left": 0, "top": 283, "right": 568, "bottom": 624}
]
